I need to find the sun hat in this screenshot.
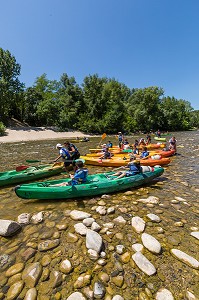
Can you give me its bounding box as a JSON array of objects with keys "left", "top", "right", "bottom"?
[{"left": 56, "top": 143, "right": 62, "bottom": 149}]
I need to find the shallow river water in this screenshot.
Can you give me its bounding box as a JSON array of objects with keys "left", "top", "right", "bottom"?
[{"left": 0, "top": 132, "right": 198, "bottom": 299}]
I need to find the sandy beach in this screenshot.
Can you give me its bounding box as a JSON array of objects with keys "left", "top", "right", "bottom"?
[{"left": 0, "top": 126, "right": 92, "bottom": 143}]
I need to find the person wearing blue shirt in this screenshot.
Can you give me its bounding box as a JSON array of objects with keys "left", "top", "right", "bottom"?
[
  {"left": 140, "top": 147, "right": 149, "bottom": 159},
  {"left": 54, "top": 143, "right": 71, "bottom": 171},
  {"left": 110, "top": 157, "right": 141, "bottom": 179}
]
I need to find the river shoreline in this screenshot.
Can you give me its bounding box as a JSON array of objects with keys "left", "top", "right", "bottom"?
[{"left": 0, "top": 126, "right": 94, "bottom": 144}]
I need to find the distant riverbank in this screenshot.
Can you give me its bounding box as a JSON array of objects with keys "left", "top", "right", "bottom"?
[{"left": 0, "top": 126, "right": 92, "bottom": 143}]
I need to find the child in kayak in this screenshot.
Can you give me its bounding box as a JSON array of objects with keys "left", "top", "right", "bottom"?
[
  {"left": 110, "top": 158, "right": 141, "bottom": 179},
  {"left": 140, "top": 146, "right": 149, "bottom": 159},
  {"left": 52, "top": 160, "right": 88, "bottom": 186},
  {"left": 99, "top": 147, "right": 112, "bottom": 159}
]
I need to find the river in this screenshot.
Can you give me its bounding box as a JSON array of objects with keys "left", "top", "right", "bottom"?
[{"left": 0, "top": 131, "right": 198, "bottom": 299}]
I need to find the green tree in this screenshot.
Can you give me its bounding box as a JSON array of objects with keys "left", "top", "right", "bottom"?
[{"left": 0, "top": 48, "right": 24, "bottom": 123}]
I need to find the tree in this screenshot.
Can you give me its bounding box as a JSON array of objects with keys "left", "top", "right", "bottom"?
[{"left": 0, "top": 48, "right": 24, "bottom": 123}]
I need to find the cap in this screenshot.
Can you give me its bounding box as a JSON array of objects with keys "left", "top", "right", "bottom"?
[{"left": 56, "top": 143, "right": 62, "bottom": 149}]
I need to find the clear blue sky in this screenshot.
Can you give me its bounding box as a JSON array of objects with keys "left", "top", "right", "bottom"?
[{"left": 1, "top": 0, "right": 199, "bottom": 110}]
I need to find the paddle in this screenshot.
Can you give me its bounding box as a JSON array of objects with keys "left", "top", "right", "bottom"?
[
  {"left": 97, "top": 133, "right": 107, "bottom": 147},
  {"left": 26, "top": 158, "right": 86, "bottom": 164},
  {"left": 16, "top": 165, "right": 30, "bottom": 172}
]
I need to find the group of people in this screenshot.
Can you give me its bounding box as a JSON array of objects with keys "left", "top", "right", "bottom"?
[{"left": 54, "top": 142, "right": 80, "bottom": 170}]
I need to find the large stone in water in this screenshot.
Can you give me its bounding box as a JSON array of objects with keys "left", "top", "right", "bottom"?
[
  {"left": 171, "top": 249, "right": 199, "bottom": 269},
  {"left": 93, "top": 281, "right": 106, "bottom": 299},
  {"left": 86, "top": 229, "right": 103, "bottom": 253},
  {"left": 5, "top": 262, "right": 25, "bottom": 277},
  {"left": 141, "top": 233, "right": 161, "bottom": 254},
  {"left": 22, "top": 262, "right": 42, "bottom": 288},
  {"left": 6, "top": 280, "right": 24, "bottom": 300},
  {"left": 70, "top": 210, "right": 91, "bottom": 220},
  {"left": 155, "top": 288, "right": 174, "bottom": 299},
  {"left": 132, "top": 252, "right": 156, "bottom": 276},
  {"left": 67, "top": 292, "right": 86, "bottom": 300},
  {"left": 38, "top": 239, "right": 60, "bottom": 251},
  {"left": 24, "top": 288, "right": 37, "bottom": 300},
  {"left": 131, "top": 216, "right": 145, "bottom": 233},
  {"left": 0, "top": 219, "right": 21, "bottom": 237}
]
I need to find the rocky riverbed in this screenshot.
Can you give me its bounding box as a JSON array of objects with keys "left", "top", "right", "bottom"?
[{"left": 0, "top": 132, "right": 199, "bottom": 299}]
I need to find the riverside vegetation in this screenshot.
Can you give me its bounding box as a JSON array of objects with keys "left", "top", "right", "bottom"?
[{"left": 0, "top": 132, "right": 198, "bottom": 299}]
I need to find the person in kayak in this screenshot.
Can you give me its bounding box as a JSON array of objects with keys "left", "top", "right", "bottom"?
[
  {"left": 140, "top": 146, "right": 149, "bottom": 159},
  {"left": 138, "top": 138, "right": 146, "bottom": 146},
  {"left": 64, "top": 141, "right": 80, "bottom": 167},
  {"left": 169, "top": 136, "right": 177, "bottom": 152},
  {"left": 110, "top": 158, "right": 141, "bottom": 179},
  {"left": 54, "top": 143, "right": 71, "bottom": 171},
  {"left": 107, "top": 141, "right": 113, "bottom": 148},
  {"left": 52, "top": 160, "right": 88, "bottom": 186},
  {"left": 99, "top": 147, "right": 112, "bottom": 159}
]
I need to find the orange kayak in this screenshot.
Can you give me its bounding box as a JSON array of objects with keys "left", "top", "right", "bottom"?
[
  {"left": 89, "top": 143, "right": 166, "bottom": 153},
  {"left": 86, "top": 149, "right": 175, "bottom": 158},
  {"left": 80, "top": 156, "right": 170, "bottom": 167}
]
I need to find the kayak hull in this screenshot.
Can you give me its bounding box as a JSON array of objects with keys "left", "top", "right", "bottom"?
[
  {"left": 89, "top": 143, "right": 166, "bottom": 153},
  {"left": 0, "top": 163, "right": 64, "bottom": 187},
  {"left": 86, "top": 149, "right": 175, "bottom": 158},
  {"left": 15, "top": 167, "right": 164, "bottom": 200},
  {"left": 80, "top": 156, "right": 170, "bottom": 167},
  {"left": 154, "top": 137, "right": 167, "bottom": 142}
]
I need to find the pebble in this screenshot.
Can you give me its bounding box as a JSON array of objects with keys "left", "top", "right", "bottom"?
[
  {"left": 131, "top": 216, "right": 146, "bottom": 233},
  {"left": 17, "top": 213, "right": 31, "bottom": 224},
  {"left": 155, "top": 288, "right": 174, "bottom": 299},
  {"left": 86, "top": 229, "right": 103, "bottom": 253},
  {"left": 113, "top": 216, "right": 126, "bottom": 225},
  {"left": 146, "top": 213, "right": 161, "bottom": 222},
  {"left": 59, "top": 259, "right": 72, "bottom": 274},
  {"left": 132, "top": 243, "right": 144, "bottom": 252},
  {"left": 141, "top": 233, "right": 162, "bottom": 254},
  {"left": 191, "top": 231, "right": 199, "bottom": 240},
  {"left": 171, "top": 249, "right": 199, "bottom": 269},
  {"left": 5, "top": 262, "right": 24, "bottom": 277},
  {"left": 70, "top": 210, "right": 91, "bottom": 220},
  {"left": 93, "top": 281, "right": 106, "bottom": 299},
  {"left": 132, "top": 252, "right": 156, "bottom": 276},
  {"left": 24, "top": 287, "right": 37, "bottom": 300},
  {"left": 31, "top": 212, "right": 43, "bottom": 224},
  {"left": 0, "top": 219, "right": 21, "bottom": 237},
  {"left": 83, "top": 217, "right": 95, "bottom": 226},
  {"left": 6, "top": 280, "right": 24, "bottom": 300},
  {"left": 74, "top": 223, "right": 87, "bottom": 235},
  {"left": 22, "top": 262, "right": 42, "bottom": 288},
  {"left": 38, "top": 239, "right": 60, "bottom": 251},
  {"left": 67, "top": 292, "right": 86, "bottom": 300}
]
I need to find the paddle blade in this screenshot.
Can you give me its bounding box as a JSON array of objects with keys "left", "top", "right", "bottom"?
[
  {"left": 102, "top": 133, "right": 107, "bottom": 140},
  {"left": 26, "top": 159, "right": 41, "bottom": 163},
  {"left": 16, "top": 165, "right": 29, "bottom": 172}
]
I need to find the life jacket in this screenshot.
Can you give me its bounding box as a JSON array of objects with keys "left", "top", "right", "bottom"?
[
  {"left": 72, "top": 168, "right": 88, "bottom": 185},
  {"left": 61, "top": 148, "right": 70, "bottom": 159},
  {"left": 129, "top": 163, "right": 141, "bottom": 173},
  {"left": 140, "top": 151, "right": 149, "bottom": 158},
  {"left": 67, "top": 143, "right": 79, "bottom": 154},
  {"left": 118, "top": 135, "right": 123, "bottom": 142}
]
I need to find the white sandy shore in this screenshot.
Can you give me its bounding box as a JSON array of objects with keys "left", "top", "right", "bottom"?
[{"left": 0, "top": 126, "right": 92, "bottom": 143}]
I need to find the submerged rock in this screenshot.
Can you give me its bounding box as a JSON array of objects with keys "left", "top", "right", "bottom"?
[
  {"left": 131, "top": 216, "right": 145, "bottom": 233},
  {"left": 141, "top": 233, "right": 162, "bottom": 254},
  {"left": 132, "top": 252, "right": 156, "bottom": 276},
  {"left": 86, "top": 229, "right": 103, "bottom": 253},
  {"left": 0, "top": 219, "right": 21, "bottom": 237},
  {"left": 155, "top": 288, "right": 174, "bottom": 299},
  {"left": 171, "top": 249, "right": 199, "bottom": 269}
]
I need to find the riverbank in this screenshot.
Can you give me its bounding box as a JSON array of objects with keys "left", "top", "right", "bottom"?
[{"left": 0, "top": 126, "right": 92, "bottom": 143}]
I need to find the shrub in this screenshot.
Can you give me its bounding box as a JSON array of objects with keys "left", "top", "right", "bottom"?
[{"left": 0, "top": 121, "right": 6, "bottom": 136}]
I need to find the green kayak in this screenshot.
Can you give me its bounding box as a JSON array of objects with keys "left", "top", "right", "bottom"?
[
  {"left": 15, "top": 166, "right": 164, "bottom": 200},
  {"left": 0, "top": 163, "right": 64, "bottom": 187},
  {"left": 154, "top": 137, "right": 167, "bottom": 142}
]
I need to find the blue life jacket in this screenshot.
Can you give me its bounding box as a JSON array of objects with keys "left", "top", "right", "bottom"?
[
  {"left": 118, "top": 135, "right": 123, "bottom": 142},
  {"left": 68, "top": 143, "right": 79, "bottom": 154},
  {"left": 72, "top": 168, "right": 88, "bottom": 185},
  {"left": 61, "top": 148, "right": 71, "bottom": 159},
  {"left": 126, "top": 163, "right": 141, "bottom": 176},
  {"left": 140, "top": 151, "right": 149, "bottom": 158}
]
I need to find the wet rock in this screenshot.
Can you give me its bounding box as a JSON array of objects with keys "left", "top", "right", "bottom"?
[
  {"left": 131, "top": 216, "right": 145, "bottom": 233},
  {"left": 146, "top": 213, "right": 161, "bottom": 222},
  {"left": 56, "top": 223, "right": 68, "bottom": 230},
  {"left": 74, "top": 274, "right": 91, "bottom": 288},
  {"left": 93, "top": 281, "right": 106, "bottom": 299},
  {"left": 70, "top": 210, "right": 91, "bottom": 220},
  {"left": 112, "top": 296, "right": 124, "bottom": 300},
  {"left": 86, "top": 229, "right": 103, "bottom": 253},
  {"left": 38, "top": 239, "right": 60, "bottom": 251},
  {"left": 49, "top": 270, "right": 62, "bottom": 288},
  {"left": 7, "top": 273, "right": 22, "bottom": 286},
  {"left": 96, "top": 206, "right": 107, "bottom": 215},
  {"left": 0, "top": 254, "right": 15, "bottom": 271},
  {"left": 186, "top": 290, "right": 197, "bottom": 299},
  {"left": 107, "top": 207, "right": 115, "bottom": 214},
  {"left": 74, "top": 223, "right": 87, "bottom": 235},
  {"left": 82, "top": 287, "right": 94, "bottom": 299},
  {"left": 132, "top": 243, "right": 144, "bottom": 252},
  {"left": 67, "top": 292, "right": 86, "bottom": 299},
  {"left": 98, "top": 200, "right": 106, "bottom": 205},
  {"left": 31, "top": 212, "right": 43, "bottom": 224},
  {"left": 88, "top": 249, "right": 99, "bottom": 260},
  {"left": 17, "top": 213, "right": 31, "bottom": 224},
  {"left": 171, "top": 249, "right": 199, "bottom": 269},
  {"left": 83, "top": 217, "right": 95, "bottom": 226},
  {"left": 22, "top": 262, "right": 42, "bottom": 288},
  {"left": 101, "top": 194, "right": 111, "bottom": 199},
  {"left": 24, "top": 287, "right": 37, "bottom": 300},
  {"left": 67, "top": 232, "right": 79, "bottom": 243},
  {"left": 113, "top": 216, "right": 126, "bottom": 225},
  {"left": 191, "top": 231, "right": 199, "bottom": 240},
  {"left": 0, "top": 219, "right": 21, "bottom": 236},
  {"left": 132, "top": 252, "right": 156, "bottom": 276},
  {"left": 116, "top": 245, "right": 125, "bottom": 254},
  {"left": 141, "top": 233, "right": 161, "bottom": 254},
  {"left": 121, "top": 252, "right": 131, "bottom": 263},
  {"left": 6, "top": 280, "right": 24, "bottom": 300},
  {"left": 91, "top": 222, "right": 101, "bottom": 231},
  {"left": 41, "top": 254, "right": 51, "bottom": 266},
  {"left": 155, "top": 288, "right": 174, "bottom": 299},
  {"left": 21, "top": 248, "right": 36, "bottom": 261},
  {"left": 111, "top": 275, "right": 124, "bottom": 287},
  {"left": 138, "top": 196, "right": 159, "bottom": 204},
  {"left": 98, "top": 272, "right": 110, "bottom": 284},
  {"left": 59, "top": 259, "right": 72, "bottom": 274},
  {"left": 5, "top": 262, "right": 24, "bottom": 277}
]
